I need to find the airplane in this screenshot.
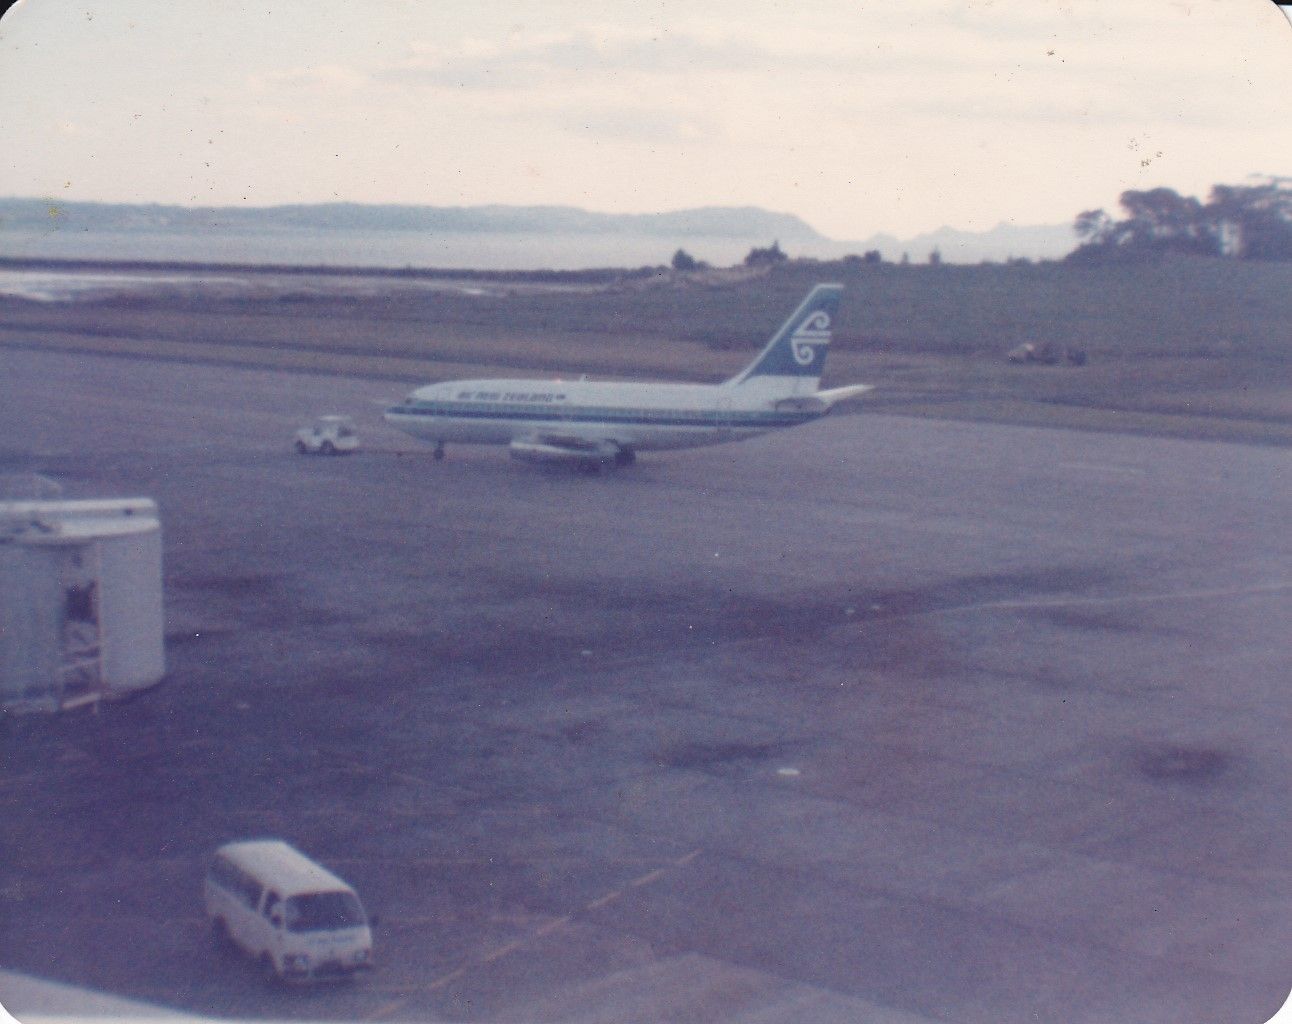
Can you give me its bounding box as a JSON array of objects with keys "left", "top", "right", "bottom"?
[{"left": 383, "top": 283, "right": 872, "bottom": 468}]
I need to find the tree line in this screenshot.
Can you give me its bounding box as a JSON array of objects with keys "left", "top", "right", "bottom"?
[{"left": 1071, "top": 178, "right": 1292, "bottom": 262}]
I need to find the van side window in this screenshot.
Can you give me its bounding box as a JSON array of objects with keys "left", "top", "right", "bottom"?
[{"left": 211, "top": 856, "right": 262, "bottom": 909}]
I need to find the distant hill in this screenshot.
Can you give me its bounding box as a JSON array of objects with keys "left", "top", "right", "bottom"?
[
  {"left": 0, "top": 198, "right": 1076, "bottom": 265},
  {"left": 0, "top": 198, "right": 826, "bottom": 241},
  {"left": 855, "top": 222, "right": 1076, "bottom": 263}
]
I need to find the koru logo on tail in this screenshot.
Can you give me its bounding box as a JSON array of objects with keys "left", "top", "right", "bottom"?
[{"left": 791, "top": 311, "right": 832, "bottom": 365}]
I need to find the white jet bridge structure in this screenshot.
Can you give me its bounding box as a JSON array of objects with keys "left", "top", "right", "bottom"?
[{"left": 0, "top": 498, "right": 165, "bottom": 713}]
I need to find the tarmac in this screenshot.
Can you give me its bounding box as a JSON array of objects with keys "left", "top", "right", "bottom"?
[{"left": 1, "top": 345, "right": 1289, "bottom": 1023}]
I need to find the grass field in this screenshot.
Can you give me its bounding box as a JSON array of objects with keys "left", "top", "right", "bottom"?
[{"left": 1, "top": 254, "right": 1289, "bottom": 444}]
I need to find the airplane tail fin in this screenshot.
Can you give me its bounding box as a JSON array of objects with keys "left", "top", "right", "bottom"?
[{"left": 726, "top": 284, "right": 843, "bottom": 395}]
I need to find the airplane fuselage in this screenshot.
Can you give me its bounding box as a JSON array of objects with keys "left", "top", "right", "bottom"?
[{"left": 385, "top": 378, "right": 822, "bottom": 453}]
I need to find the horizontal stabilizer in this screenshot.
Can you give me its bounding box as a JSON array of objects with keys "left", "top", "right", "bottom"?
[
  {"left": 813, "top": 384, "right": 874, "bottom": 407},
  {"left": 776, "top": 385, "right": 872, "bottom": 412}
]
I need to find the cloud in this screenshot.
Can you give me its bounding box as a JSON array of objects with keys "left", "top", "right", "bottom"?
[
  {"left": 379, "top": 24, "right": 856, "bottom": 90},
  {"left": 368, "top": 12, "right": 1256, "bottom": 108},
  {"left": 863, "top": 67, "right": 1259, "bottom": 130},
  {"left": 248, "top": 63, "right": 370, "bottom": 95},
  {"left": 552, "top": 106, "right": 720, "bottom": 143}
]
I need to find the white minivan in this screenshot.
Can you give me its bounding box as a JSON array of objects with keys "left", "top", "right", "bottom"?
[{"left": 205, "top": 839, "right": 374, "bottom": 982}]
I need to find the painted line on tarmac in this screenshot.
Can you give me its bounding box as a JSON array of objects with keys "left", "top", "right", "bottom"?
[
  {"left": 426, "top": 966, "right": 467, "bottom": 991},
  {"left": 364, "top": 849, "right": 703, "bottom": 1020},
  {"left": 366, "top": 964, "right": 466, "bottom": 1022},
  {"left": 479, "top": 939, "right": 524, "bottom": 964},
  {"left": 1057, "top": 461, "right": 1146, "bottom": 477},
  {"left": 534, "top": 914, "right": 571, "bottom": 937},
  {"left": 885, "top": 581, "right": 1292, "bottom": 623},
  {"left": 367, "top": 996, "right": 416, "bottom": 1021},
  {"left": 585, "top": 889, "right": 623, "bottom": 911}
]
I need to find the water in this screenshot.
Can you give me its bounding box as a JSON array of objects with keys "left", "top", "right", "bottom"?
[
  {"left": 0, "top": 228, "right": 854, "bottom": 272},
  {"left": 0, "top": 265, "right": 533, "bottom": 302}
]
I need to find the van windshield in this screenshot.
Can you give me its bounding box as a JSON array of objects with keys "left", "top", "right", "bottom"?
[{"left": 284, "top": 891, "right": 365, "bottom": 932}]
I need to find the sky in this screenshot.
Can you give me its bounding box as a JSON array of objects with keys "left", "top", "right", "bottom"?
[{"left": 1, "top": 0, "right": 1290, "bottom": 240}]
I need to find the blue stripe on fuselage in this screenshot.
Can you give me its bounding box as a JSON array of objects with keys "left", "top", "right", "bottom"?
[{"left": 385, "top": 400, "right": 818, "bottom": 429}]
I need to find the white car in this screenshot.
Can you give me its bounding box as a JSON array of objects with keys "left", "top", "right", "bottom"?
[{"left": 294, "top": 416, "right": 359, "bottom": 455}]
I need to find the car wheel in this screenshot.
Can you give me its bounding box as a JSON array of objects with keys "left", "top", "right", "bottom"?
[
  {"left": 321, "top": 440, "right": 336, "bottom": 455},
  {"left": 295, "top": 440, "right": 308, "bottom": 454}
]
